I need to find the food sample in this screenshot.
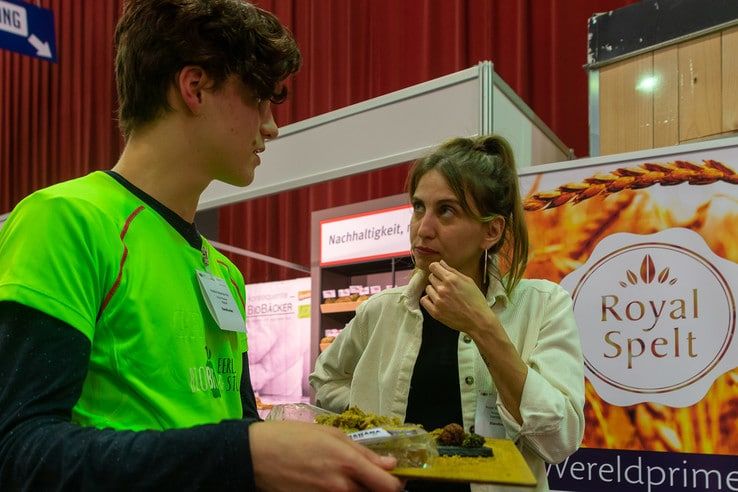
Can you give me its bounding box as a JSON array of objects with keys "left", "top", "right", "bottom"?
[
  {"left": 430, "top": 423, "right": 492, "bottom": 457},
  {"left": 315, "top": 406, "right": 402, "bottom": 432},
  {"left": 434, "top": 423, "right": 465, "bottom": 446},
  {"left": 462, "top": 433, "right": 486, "bottom": 448}
]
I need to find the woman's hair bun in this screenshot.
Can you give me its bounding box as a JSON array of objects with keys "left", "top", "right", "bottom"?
[{"left": 479, "top": 136, "right": 504, "bottom": 156}]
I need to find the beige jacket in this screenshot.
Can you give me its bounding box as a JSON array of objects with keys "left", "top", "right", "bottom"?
[{"left": 310, "top": 271, "right": 585, "bottom": 492}]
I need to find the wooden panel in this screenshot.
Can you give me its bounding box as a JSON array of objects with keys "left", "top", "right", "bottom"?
[
  {"left": 653, "top": 46, "right": 679, "bottom": 148},
  {"left": 599, "top": 53, "right": 654, "bottom": 155},
  {"left": 678, "top": 33, "right": 722, "bottom": 141},
  {"left": 722, "top": 26, "right": 738, "bottom": 133},
  {"left": 392, "top": 438, "right": 536, "bottom": 487}
]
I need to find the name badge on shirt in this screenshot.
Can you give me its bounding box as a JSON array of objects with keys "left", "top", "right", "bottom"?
[
  {"left": 474, "top": 392, "right": 506, "bottom": 439},
  {"left": 196, "top": 270, "right": 245, "bottom": 332}
]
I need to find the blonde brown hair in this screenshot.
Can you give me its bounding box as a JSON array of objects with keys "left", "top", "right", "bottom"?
[{"left": 406, "top": 135, "right": 529, "bottom": 296}]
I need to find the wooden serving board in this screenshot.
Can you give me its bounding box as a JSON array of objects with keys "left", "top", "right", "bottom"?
[{"left": 391, "top": 438, "right": 536, "bottom": 487}]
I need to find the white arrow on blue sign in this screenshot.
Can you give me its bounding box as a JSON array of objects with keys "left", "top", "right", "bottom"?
[{"left": 0, "top": 0, "right": 56, "bottom": 62}]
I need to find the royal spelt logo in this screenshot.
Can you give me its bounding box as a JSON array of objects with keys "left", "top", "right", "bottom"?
[
  {"left": 561, "top": 229, "right": 738, "bottom": 407},
  {"left": 618, "top": 254, "right": 678, "bottom": 288}
]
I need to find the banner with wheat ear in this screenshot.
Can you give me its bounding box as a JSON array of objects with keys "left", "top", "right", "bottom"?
[
  {"left": 523, "top": 160, "right": 738, "bottom": 211},
  {"left": 521, "top": 155, "right": 738, "bottom": 460}
]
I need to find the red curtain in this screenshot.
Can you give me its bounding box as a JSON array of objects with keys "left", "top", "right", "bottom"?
[
  {"left": 220, "top": 0, "right": 638, "bottom": 283},
  {"left": 0, "top": 1, "right": 123, "bottom": 211},
  {"left": 0, "top": 0, "right": 637, "bottom": 283}
]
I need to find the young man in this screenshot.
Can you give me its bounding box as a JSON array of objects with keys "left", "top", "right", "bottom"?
[{"left": 0, "top": 1, "right": 401, "bottom": 490}]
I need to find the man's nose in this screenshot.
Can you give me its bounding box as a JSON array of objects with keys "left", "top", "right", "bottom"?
[{"left": 261, "top": 105, "right": 278, "bottom": 140}]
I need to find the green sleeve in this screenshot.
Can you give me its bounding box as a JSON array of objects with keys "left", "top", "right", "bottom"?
[{"left": 0, "top": 193, "right": 120, "bottom": 340}]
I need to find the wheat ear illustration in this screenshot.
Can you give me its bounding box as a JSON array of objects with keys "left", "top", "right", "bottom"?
[{"left": 524, "top": 160, "right": 738, "bottom": 211}]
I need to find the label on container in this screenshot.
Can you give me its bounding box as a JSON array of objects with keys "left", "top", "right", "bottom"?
[{"left": 347, "top": 427, "right": 392, "bottom": 443}]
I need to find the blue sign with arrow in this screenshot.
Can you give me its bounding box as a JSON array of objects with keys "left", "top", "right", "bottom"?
[{"left": 0, "top": 0, "right": 56, "bottom": 62}]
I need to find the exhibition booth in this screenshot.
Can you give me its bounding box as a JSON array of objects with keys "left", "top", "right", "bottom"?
[
  {"left": 2, "top": 0, "right": 737, "bottom": 489},
  {"left": 197, "top": 61, "right": 571, "bottom": 410},
  {"left": 195, "top": 8, "right": 738, "bottom": 485}
]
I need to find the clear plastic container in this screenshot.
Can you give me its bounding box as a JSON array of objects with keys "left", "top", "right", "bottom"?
[
  {"left": 347, "top": 425, "right": 438, "bottom": 468},
  {"left": 268, "top": 404, "right": 438, "bottom": 468},
  {"left": 265, "top": 402, "right": 334, "bottom": 423}
]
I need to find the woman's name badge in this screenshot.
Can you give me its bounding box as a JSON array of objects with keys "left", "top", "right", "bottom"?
[
  {"left": 196, "top": 270, "right": 245, "bottom": 332},
  {"left": 474, "top": 392, "right": 506, "bottom": 438}
]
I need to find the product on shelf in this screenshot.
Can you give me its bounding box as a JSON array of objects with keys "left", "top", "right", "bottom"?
[
  {"left": 323, "top": 285, "right": 388, "bottom": 305},
  {"left": 319, "top": 336, "right": 335, "bottom": 352},
  {"left": 322, "top": 289, "right": 338, "bottom": 303},
  {"left": 319, "top": 329, "right": 342, "bottom": 352}
]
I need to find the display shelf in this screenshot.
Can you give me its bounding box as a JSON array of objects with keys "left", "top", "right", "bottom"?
[
  {"left": 322, "top": 255, "right": 413, "bottom": 277},
  {"left": 319, "top": 301, "right": 364, "bottom": 314},
  {"left": 310, "top": 194, "right": 414, "bottom": 390}
]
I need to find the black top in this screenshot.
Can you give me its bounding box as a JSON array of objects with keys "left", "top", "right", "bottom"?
[
  {"left": 405, "top": 305, "right": 463, "bottom": 431},
  {"left": 0, "top": 174, "right": 259, "bottom": 490},
  {"left": 405, "top": 306, "right": 469, "bottom": 492}
]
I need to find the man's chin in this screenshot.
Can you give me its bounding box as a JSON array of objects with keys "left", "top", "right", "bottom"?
[
  {"left": 237, "top": 174, "right": 255, "bottom": 187},
  {"left": 219, "top": 172, "right": 254, "bottom": 188}
]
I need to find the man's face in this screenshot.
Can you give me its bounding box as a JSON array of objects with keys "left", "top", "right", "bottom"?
[{"left": 198, "top": 76, "right": 279, "bottom": 187}]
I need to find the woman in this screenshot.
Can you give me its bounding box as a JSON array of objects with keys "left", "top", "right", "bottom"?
[{"left": 310, "top": 135, "right": 585, "bottom": 491}]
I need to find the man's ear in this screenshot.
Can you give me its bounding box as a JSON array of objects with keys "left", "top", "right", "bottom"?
[
  {"left": 176, "top": 65, "right": 209, "bottom": 114},
  {"left": 482, "top": 215, "right": 505, "bottom": 250}
]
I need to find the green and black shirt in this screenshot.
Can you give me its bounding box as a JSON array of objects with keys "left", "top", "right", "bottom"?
[{"left": 0, "top": 171, "right": 259, "bottom": 489}]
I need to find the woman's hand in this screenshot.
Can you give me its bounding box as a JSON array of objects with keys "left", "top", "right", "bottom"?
[
  {"left": 421, "top": 260, "right": 527, "bottom": 424},
  {"left": 419, "top": 260, "right": 499, "bottom": 337}
]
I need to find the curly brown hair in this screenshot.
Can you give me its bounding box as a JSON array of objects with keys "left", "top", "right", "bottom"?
[{"left": 114, "top": 0, "right": 301, "bottom": 138}]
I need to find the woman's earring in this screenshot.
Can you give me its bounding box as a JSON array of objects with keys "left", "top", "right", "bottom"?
[{"left": 483, "top": 249, "right": 488, "bottom": 275}]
